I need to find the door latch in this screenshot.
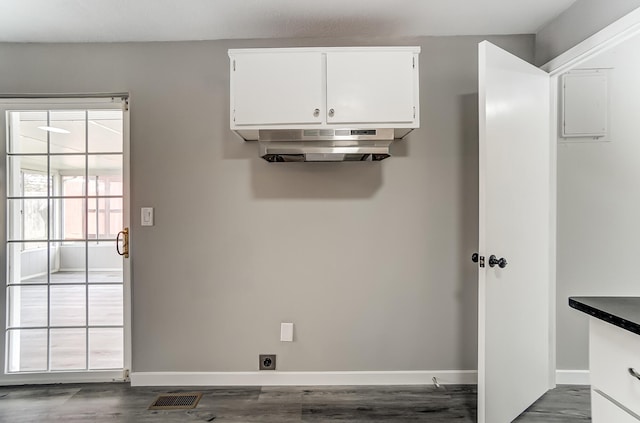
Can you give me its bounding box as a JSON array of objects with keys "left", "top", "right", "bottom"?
[{"left": 472, "top": 253, "right": 485, "bottom": 268}]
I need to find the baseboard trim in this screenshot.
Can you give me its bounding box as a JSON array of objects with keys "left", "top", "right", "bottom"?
[
  {"left": 555, "top": 370, "right": 590, "bottom": 385},
  {"left": 0, "top": 370, "right": 126, "bottom": 386},
  {"left": 130, "top": 370, "right": 478, "bottom": 387},
  {"left": 0, "top": 369, "right": 589, "bottom": 387}
]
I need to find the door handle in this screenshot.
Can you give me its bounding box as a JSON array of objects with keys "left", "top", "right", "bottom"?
[
  {"left": 116, "top": 227, "right": 129, "bottom": 259},
  {"left": 629, "top": 368, "right": 640, "bottom": 381},
  {"left": 488, "top": 255, "right": 507, "bottom": 268}
]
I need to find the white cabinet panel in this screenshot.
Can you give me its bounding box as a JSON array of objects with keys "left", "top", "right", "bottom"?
[
  {"left": 232, "top": 52, "right": 323, "bottom": 126},
  {"left": 592, "top": 390, "right": 639, "bottom": 422},
  {"left": 326, "top": 51, "right": 416, "bottom": 124},
  {"left": 590, "top": 318, "right": 640, "bottom": 418}
]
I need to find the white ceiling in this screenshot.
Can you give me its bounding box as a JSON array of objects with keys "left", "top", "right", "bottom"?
[{"left": 0, "top": 0, "right": 577, "bottom": 43}]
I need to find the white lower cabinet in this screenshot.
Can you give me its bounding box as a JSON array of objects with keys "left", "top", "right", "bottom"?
[
  {"left": 590, "top": 317, "right": 640, "bottom": 421},
  {"left": 592, "top": 391, "right": 638, "bottom": 422}
]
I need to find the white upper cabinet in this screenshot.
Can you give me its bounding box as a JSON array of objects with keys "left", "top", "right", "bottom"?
[
  {"left": 326, "top": 51, "right": 416, "bottom": 124},
  {"left": 228, "top": 47, "right": 420, "bottom": 134},
  {"left": 231, "top": 52, "right": 323, "bottom": 126}
]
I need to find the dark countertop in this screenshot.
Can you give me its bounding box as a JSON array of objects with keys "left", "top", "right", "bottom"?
[{"left": 569, "top": 296, "right": 640, "bottom": 336}]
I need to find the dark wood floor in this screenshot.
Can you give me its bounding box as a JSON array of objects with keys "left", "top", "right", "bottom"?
[{"left": 0, "top": 383, "right": 590, "bottom": 422}]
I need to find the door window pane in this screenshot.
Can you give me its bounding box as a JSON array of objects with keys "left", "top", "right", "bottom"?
[
  {"left": 88, "top": 241, "right": 123, "bottom": 283},
  {"left": 8, "top": 286, "right": 48, "bottom": 327},
  {"left": 7, "top": 242, "right": 49, "bottom": 283},
  {"left": 7, "top": 329, "right": 48, "bottom": 372},
  {"left": 49, "top": 111, "right": 86, "bottom": 154},
  {"left": 52, "top": 157, "right": 85, "bottom": 197},
  {"left": 7, "top": 199, "right": 48, "bottom": 241},
  {"left": 6, "top": 157, "right": 49, "bottom": 197},
  {"left": 88, "top": 110, "right": 123, "bottom": 153},
  {"left": 88, "top": 155, "right": 122, "bottom": 180},
  {"left": 24, "top": 199, "right": 48, "bottom": 240},
  {"left": 61, "top": 175, "right": 85, "bottom": 197},
  {"left": 50, "top": 285, "right": 86, "bottom": 327},
  {"left": 50, "top": 241, "right": 86, "bottom": 283},
  {"left": 50, "top": 328, "right": 86, "bottom": 370},
  {"left": 7, "top": 111, "right": 48, "bottom": 154},
  {"left": 23, "top": 168, "right": 50, "bottom": 197},
  {"left": 51, "top": 198, "right": 85, "bottom": 240},
  {"left": 89, "top": 328, "right": 123, "bottom": 369},
  {"left": 87, "top": 175, "right": 122, "bottom": 239},
  {"left": 89, "top": 285, "right": 123, "bottom": 326}
]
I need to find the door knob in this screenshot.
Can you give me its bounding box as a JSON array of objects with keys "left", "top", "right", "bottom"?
[
  {"left": 328, "top": 108, "right": 335, "bottom": 117},
  {"left": 488, "top": 255, "right": 507, "bottom": 268},
  {"left": 313, "top": 108, "right": 320, "bottom": 117}
]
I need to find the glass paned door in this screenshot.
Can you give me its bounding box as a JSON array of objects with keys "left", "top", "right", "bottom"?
[{"left": 5, "top": 107, "right": 126, "bottom": 373}]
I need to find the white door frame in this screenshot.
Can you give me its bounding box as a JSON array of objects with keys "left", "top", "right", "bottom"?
[
  {"left": 0, "top": 96, "right": 131, "bottom": 385},
  {"left": 541, "top": 6, "right": 640, "bottom": 385}
]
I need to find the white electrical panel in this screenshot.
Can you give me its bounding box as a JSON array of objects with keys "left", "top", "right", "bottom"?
[{"left": 561, "top": 70, "right": 609, "bottom": 139}]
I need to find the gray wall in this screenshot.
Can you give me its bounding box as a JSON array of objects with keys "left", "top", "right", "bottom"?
[
  {"left": 535, "top": 0, "right": 640, "bottom": 66},
  {"left": 0, "top": 35, "right": 533, "bottom": 373},
  {"left": 557, "top": 33, "right": 640, "bottom": 370}
]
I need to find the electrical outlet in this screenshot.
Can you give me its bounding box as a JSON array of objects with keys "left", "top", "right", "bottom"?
[{"left": 259, "top": 354, "right": 276, "bottom": 370}]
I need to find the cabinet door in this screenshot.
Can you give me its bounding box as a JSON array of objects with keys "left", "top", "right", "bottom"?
[
  {"left": 592, "top": 390, "right": 639, "bottom": 422},
  {"left": 590, "top": 318, "right": 640, "bottom": 417},
  {"left": 232, "top": 52, "right": 323, "bottom": 126},
  {"left": 326, "top": 51, "right": 416, "bottom": 124}
]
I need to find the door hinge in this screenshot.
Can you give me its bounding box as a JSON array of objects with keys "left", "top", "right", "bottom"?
[
  {"left": 412, "top": 57, "right": 415, "bottom": 69},
  {"left": 479, "top": 256, "right": 485, "bottom": 268},
  {"left": 233, "top": 109, "right": 235, "bottom": 122},
  {"left": 122, "top": 98, "right": 129, "bottom": 111},
  {"left": 413, "top": 106, "right": 416, "bottom": 119},
  {"left": 233, "top": 60, "right": 236, "bottom": 71}
]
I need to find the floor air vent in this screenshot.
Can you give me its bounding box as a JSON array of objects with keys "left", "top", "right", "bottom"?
[{"left": 148, "top": 392, "right": 203, "bottom": 410}]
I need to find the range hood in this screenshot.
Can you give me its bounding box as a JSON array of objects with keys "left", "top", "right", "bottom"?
[{"left": 258, "top": 129, "right": 397, "bottom": 162}]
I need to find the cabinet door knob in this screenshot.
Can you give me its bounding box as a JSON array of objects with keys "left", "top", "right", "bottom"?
[
  {"left": 488, "top": 255, "right": 508, "bottom": 268},
  {"left": 328, "top": 108, "right": 335, "bottom": 117},
  {"left": 313, "top": 108, "right": 320, "bottom": 117},
  {"left": 629, "top": 368, "right": 640, "bottom": 381}
]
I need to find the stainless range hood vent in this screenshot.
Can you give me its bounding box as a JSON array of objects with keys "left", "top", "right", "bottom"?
[{"left": 258, "top": 129, "right": 395, "bottom": 162}]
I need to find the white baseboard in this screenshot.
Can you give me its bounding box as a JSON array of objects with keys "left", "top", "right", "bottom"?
[
  {"left": 0, "top": 370, "right": 126, "bottom": 386},
  {"left": 1, "top": 369, "right": 587, "bottom": 388},
  {"left": 555, "top": 370, "right": 590, "bottom": 385},
  {"left": 130, "top": 370, "right": 478, "bottom": 387}
]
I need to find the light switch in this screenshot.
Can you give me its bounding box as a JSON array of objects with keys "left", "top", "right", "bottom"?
[
  {"left": 280, "top": 322, "right": 294, "bottom": 342},
  {"left": 141, "top": 207, "right": 154, "bottom": 226}
]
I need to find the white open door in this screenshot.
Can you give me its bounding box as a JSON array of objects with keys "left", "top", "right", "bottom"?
[{"left": 477, "top": 41, "right": 552, "bottom": 423}]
